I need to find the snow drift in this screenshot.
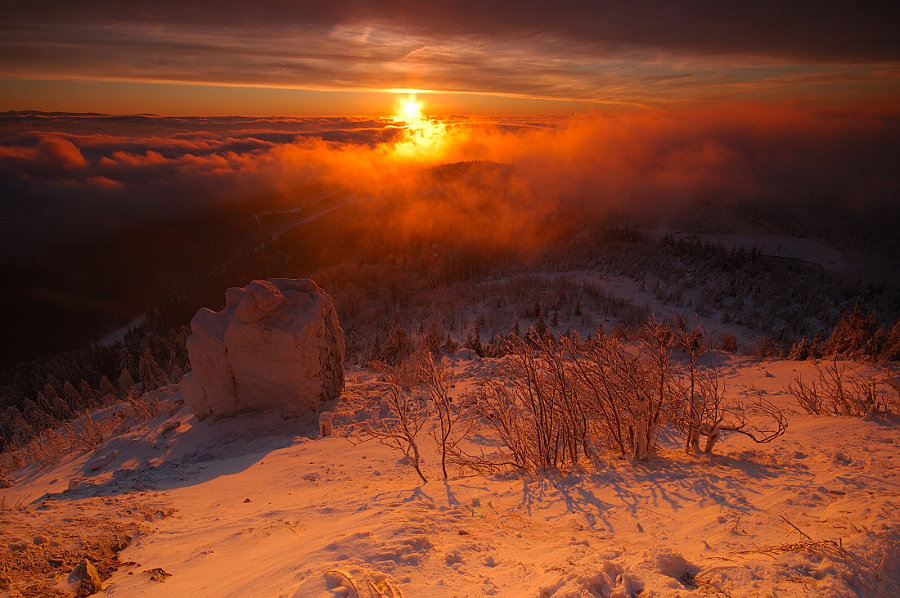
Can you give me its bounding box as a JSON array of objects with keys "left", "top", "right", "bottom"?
[{"left": 181, "top": 278, "right": 345, "bottom": 420}]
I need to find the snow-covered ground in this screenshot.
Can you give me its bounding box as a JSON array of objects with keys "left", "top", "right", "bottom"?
[
  {"left": 97, "top": 316, "right": 147, "bottom": 347},
  {"left": 2, "top": 356, "right": 898, "bottom": 597},
  {"left": 675, "top": 233, "right": 847, "bottom": 272}
]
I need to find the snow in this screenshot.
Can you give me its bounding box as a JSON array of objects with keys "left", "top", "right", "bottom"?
[
  {"left": 183, "top": 278, "right": 345, "bottom": 420},
  {"left": 681, "top": 233, "right": 846, "bottom": 272},
  {"left": 98, "top": 315, "right": 146, "bottom": 347},
  {"left": 2, "top": 356, "right": 898, "bottom": 597}
]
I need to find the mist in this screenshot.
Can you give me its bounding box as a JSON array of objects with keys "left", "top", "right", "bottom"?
[{"left": 1, "top": 105, "right": 898, "bottom": 260}]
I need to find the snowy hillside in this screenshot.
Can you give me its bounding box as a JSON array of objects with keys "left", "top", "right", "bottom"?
[{"left": 2, "top": 355, "right": 898, "bottom": 598}]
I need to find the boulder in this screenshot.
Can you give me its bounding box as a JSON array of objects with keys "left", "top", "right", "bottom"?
[
  {"left": 69, "top": 559, "right": 102, "bottom": 597},
  {"left": 319, "top": 411, "right": 334, "bottom": 437},
  {"left": 182, "top": 279, "right": 345, "bottom": 420}
]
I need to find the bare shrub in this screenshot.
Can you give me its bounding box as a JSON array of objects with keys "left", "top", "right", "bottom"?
[
  {"left": 752, "top": 336, "right": 782, "bottom": 358},
  {"left": 2, "top": 397, "right": 168, "bottom": 475},
  {"left": 567, "top": 328, "right": 668, "bottom": 460},
  {"left": 669, "top": 352, "right": 787, "bottom": 455},
  {"left": 882, "top": 367, "right": 900, "bottom": 415},
  {"left": 786, "top": 358, "right": 896, "bottom": 418},
  {"left": 413, "top": 350, "right": 471, "bottom": 480},
  {"left": 634, "top": 317, "right": 679, "bottom": 459},
  {"left": 786, "top": 373, "right": 825, "bottom": 415},
  {"left": 701, "top": 395, "right": 787, "bottom": 454},
  {"left": 673, "top": 319, "right": 708, "bottom": 454},
  {"left": 475, "top": 318, "right": 681, "bottom": 468},
  {"left": 359, "top": 361, "right": 428, "bottom": 483},
  {"left": 537, "top": 334, "right": 594, "bottom": 464},
  {"left": 468, "top": 317, "right": 788, "bottom": 472},
  {"left": 471, "top": 333, "right": 588, "bottom": 472},
  {"left": 565, "top": 331, "right": 629, "bottom": 456}
]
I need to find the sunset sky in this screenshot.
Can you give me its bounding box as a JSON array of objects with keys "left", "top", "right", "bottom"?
[
  {"left": 1, "top": 1, "right": 898, "bottom": 115},
  {"left": 2, "top": 2, "right": 899, "bottom": 260}
]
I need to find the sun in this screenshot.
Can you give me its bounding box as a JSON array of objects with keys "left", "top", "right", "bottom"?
[
  {"left": 390, "top": 93, "right": 448, "bottom": 159},
  {"left": 400, "top": 96, "right": 422, "bottom": 123}
]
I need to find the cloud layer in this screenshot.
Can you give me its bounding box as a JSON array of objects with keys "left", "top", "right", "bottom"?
[
  {"left": 2, "top": 2, "right": 898, "bottom": 107},
  {"left": 2, "top": 107, "right": 897, "bottom": 258}
]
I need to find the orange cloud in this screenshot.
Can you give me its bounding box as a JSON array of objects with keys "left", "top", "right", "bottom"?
[{"left": 1, "top": 106, "right": 897, "bottom": 258}]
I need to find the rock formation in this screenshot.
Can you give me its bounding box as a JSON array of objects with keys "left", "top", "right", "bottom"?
[
  {"left": 181, "top": 279, "right": 345, "bottom": 419},
  {"left": 70, "top": 559, "right": 102, "bottom": 597}
]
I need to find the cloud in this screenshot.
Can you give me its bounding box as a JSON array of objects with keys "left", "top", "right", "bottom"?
[
  {"left": 0, "top": 134, "right": 86, "bottom": 179},
  {"left": 4, "top": 2, "right": 897, "bottom": 61},
  {"left": 1, "top": 106, "right": 897, "bottom": 260},
  {"left": 1, "top": 2, "right": 897, "bottom": 106}
]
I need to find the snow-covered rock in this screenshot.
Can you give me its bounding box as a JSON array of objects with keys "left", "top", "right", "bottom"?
[
  {"left": 69, "top": 559, "right": 102, "bottom": 597},
  {"left": 182, "top": 278, "right": 345, "bottom": 420}
]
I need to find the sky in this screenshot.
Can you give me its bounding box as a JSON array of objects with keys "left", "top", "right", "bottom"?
[
  {"left": 1, "top": 2, "right": 898, "bottom": 261},
  {"left": 1, "top": 1, "right": 898, "bottom": 115},
  {"left": 0, "top": 1, "right": 899, "bottom": 369}
]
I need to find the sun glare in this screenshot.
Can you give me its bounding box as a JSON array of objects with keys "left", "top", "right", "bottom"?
[
  {"left": 400, "top": 96, "right": 422, "bottom": 123},
  {"left": 391, "top": 94, "right": 448, "bottom": 160}
]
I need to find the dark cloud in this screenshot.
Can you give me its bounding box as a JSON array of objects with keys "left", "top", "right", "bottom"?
[
  {"left": 4, "top": 2, "right": 896, "bottom": 61},
  {"left": 1, "top": 2, "right": 896, "bottom": 105}
]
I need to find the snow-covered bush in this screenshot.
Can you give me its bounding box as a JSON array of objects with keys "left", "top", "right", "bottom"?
[
  {"left": 359, "top": 361, "right": 428, "bottom": 483},
  {"left": 413, "top": 350, "right": 471, "bottom": 480},
  {"left": 567, "top": 329, "right": 666, "bottom": 460},
  {"left": 472, "top": 334, "right": 585, "bottom": 472},
  {"left": 786, "top": 358, "right": 899, "bottom": 418},
  {"left": 470, "top": 317, "right": 788, "bottom": 471},
  {"left": 0, "top": 395, "right": 166, "bottom": 476},
  {"left": 470, "top": 319, "right": 678, "bottom": 469}
]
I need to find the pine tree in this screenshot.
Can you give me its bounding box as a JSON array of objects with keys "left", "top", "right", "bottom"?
[
  {"left": 79, "top": 379, "right": 97, "bottom": 407},
  {"left": 119, "top": 348, "right": 134, "bottom": 377},
  {"left": 22, "top": 398, "right": 55, "bottom": 431},
  {"left": 367, "top": 334, "right": 383, "bottom": 364},
  {"left": 2, "top": 406, "right": 35, "bottom": 446},
  {"left": 422, "top": 321, "right": 442, "bottom": 356},
  {"left": 382, "top": 323, "right": 412, "bottom": 365},
  {"left": 36, "top": 390, "right": 54, "bottom": 416},
  {"left": 41, "top": 385, "right": 72, "bottom": 420},
  {"left": 534, "top": 312, "right": 548, "bottom": 339},
  {"left": 42, "top": 383, "right": 61, "bottom": 405},
  {"left": 883, "top": 319, "right": 900, "bottom": 362},
  {"left": 118, "top": 368, "right": 136, "bottom": 399},
  {"left": 62, "top": 380, "right": 84, "bottom": 410},
  {"left": 98, "top": 375, "right": 116, "bottom": 401},
  {"left": 823, "top": 305, "right": 880, "bottom": 358},
  {"left": 138, "top": 348, "right": 168, "bottom": 391},
  {"left": 465, "top": 325, "right": 484, "bottom": 357},
  {"left": 443, "top": 335, "right": 459, "bottom": 354}
]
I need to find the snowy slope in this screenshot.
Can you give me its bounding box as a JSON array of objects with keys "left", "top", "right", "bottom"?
[{"left": 2, "top": 356, "right": 898, "bottom": 598}]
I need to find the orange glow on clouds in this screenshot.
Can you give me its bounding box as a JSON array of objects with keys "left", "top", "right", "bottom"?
[
  {"left": 2, "top": 105, "right": 897, "bottom": 260},
  {"left": 391, "top": 94, "right": 450, "bottom": 160}
]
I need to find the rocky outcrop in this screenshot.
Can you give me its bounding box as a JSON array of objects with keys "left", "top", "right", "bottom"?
[
  {"left": 70, "top": 559, "right": 102, "bottom": 597},
  {"left": 181, "top": 279, "right": 345, "bottom": 420}
]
